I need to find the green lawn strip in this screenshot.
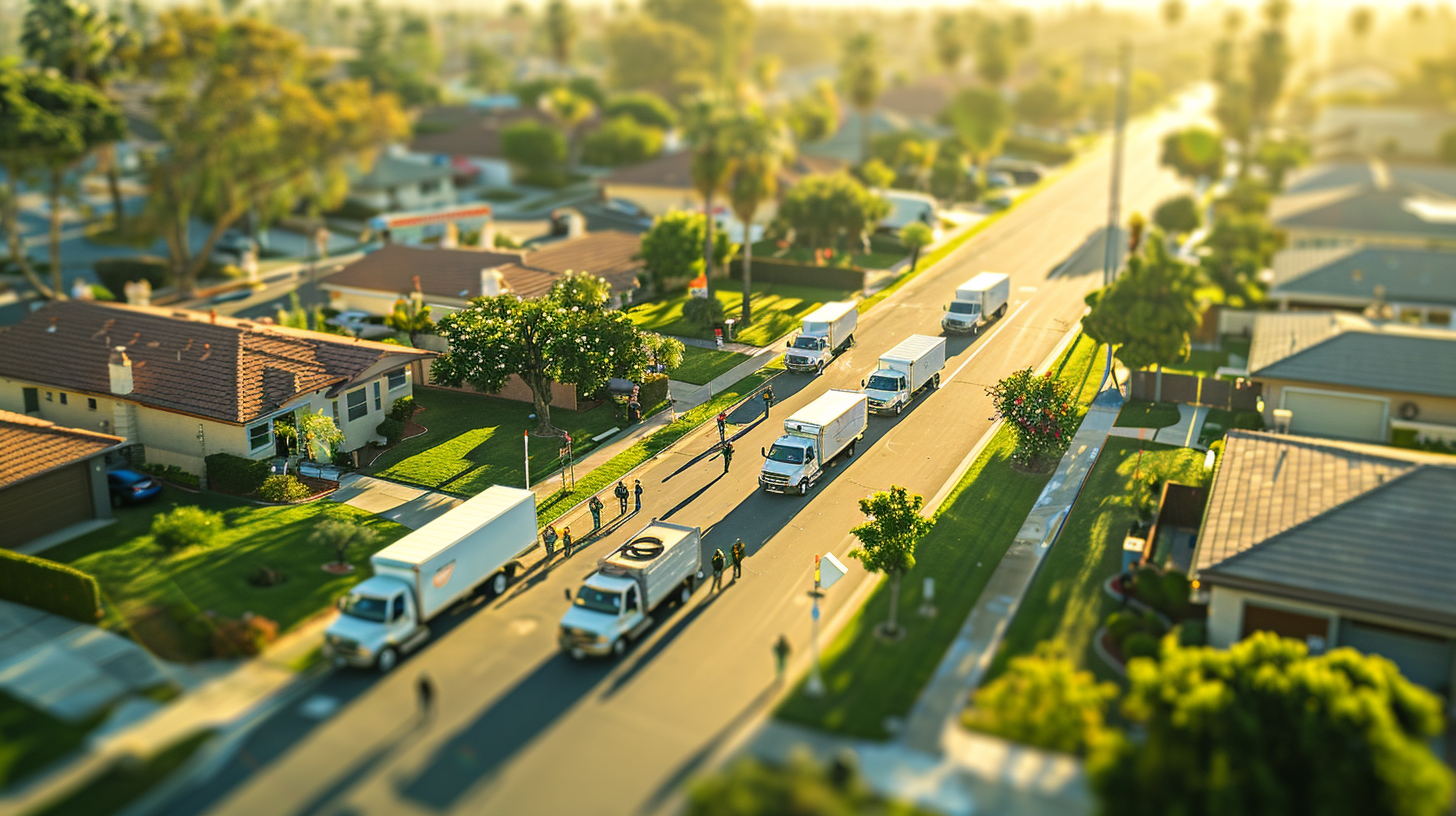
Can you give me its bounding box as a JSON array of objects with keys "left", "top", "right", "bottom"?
[
  {"left": 535, "top": 370, "right": 777, "bottom": 529},
  {"left": 0, "top": 691, "right": 104, "bottom": 788},
  {"left": 981, "top": 439, "right": 1208, "bottom": 690},
  {"left": 671, "top": 346, "right": 753, "bottom": 386},
  {"left": 1159, "top": 349, "right": 1229, "bottom": 378},
  {"left": 626, "top": 283, "right": 856, "bottom": 347},
  {"left": 47, "top": 487, "right": 409, "bottom": 657},
  {"left": 1115, "top": 400, "right": 1181, "bottom": 429},
  {"left": 29, "top": 729, "right": 215, "bottom": 816},
  {"left": 774, "top": 335, "right": 1104, "bottom": 739},
  {"left": 368, "top": 387, "right": 620, "bottom": 496},
  {"left": 1197, "top": 407, "right": 1265, "bottom": 447}
]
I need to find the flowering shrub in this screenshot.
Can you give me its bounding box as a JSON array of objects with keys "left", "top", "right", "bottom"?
[{"left": 986, "top": 368, "right": 1080, "bottom": 470}]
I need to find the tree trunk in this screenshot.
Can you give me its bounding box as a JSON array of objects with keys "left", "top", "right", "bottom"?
[
  {"left": 910, "top": 245, "right": 921, "bottom": 272},
  {"left": 741, "top": 233, "right": 752, "bottom": 323},
  {"left": 104, "top": 146, "right": 125, "bottom": 230},
  {"left": 1154, "top": 363, "right": 1163, "bottom": 404},
  {"left": 47, "top": 167, "right": 65, "bottom": 299},
  {"left": 1, "top": 174, "right": 58, "bottom": 300},
  {"left": 527, "top": 373, "right": 556, "bottom": 433},
  {"left": 703, "top": 192, "right": 715, "bottom": 295},
  {"left": 887, "top": 571, "right": 902, "bottom": 635}
]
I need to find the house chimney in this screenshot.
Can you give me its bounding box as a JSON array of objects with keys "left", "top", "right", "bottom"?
[
  {"left": 109, "top": 346, "right": 134, "bottom": 395},
  {"left": 481, "top": 268, "right": 505, "bottom": 297}
]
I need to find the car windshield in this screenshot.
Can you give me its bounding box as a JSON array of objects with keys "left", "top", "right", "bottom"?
[
  {"left": 340, "top": 594, "right": 389, "bottom": 623},
  {"left": 767, "top": 443, "right": 806, "bottom": 464},
  {"left": 575, "top": 587, "right": 622, "bottom": 615},
  {"left": 790, "top": 336, "right": 823, "bottom": 350},
  {"left": 948, "top": 302, "right": 980, "bottom": 315},
  {"left": 866, "top": 374, "right": 902, "bottom": 392}
]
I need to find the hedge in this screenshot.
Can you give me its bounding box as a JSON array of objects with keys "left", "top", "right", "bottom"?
[
  {"left": 94, "top": 256, "right": 170, "bottom": 297},
  {"left": 726, "top": 257, "right": 864, "bottom": 290},
  {"left": 1002, "top": 134, "right": 1076, "bottom": 166},
  {"left": 639, "top": 372, "right": 669, "bottom": 410},
  {"left": 0, "top": 549, "right": 102, "bottom": 623},
  {"left": 204, "top": 453, "right": 270, "bottom": 496}
]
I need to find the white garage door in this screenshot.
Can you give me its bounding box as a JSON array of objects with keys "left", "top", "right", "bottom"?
[
  {"left": 1282, "top": 390, "right": 1387, "bottom": 442},
  {"left": 1338, "top": 620, "right": 1455, "bottom": 691}
]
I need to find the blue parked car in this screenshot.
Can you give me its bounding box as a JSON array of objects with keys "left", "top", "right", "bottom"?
[{"left": 107, "top": 468, "right": 161, "bottom": 506}]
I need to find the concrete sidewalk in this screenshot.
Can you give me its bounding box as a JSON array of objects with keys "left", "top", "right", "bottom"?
[{"left": 330, "top": 473, "right": 461, "bottom": 529}]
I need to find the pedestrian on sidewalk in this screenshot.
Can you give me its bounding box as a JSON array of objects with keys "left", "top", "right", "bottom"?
[
  {"left": 773, "top": 635, "right": 790, "bottom": 680},
  {"left": 562, "top": 527, "right": 573, "bottom": 557},
  {"left": 615, "top": 480, "right": 629, "bottom": 515},
  {"left": 762, "top": 385, "right": 775, "bottom": 415},
  {"left": 633, "top": 478, "right": 643, "bottom": 512},
  {"left": 589, "top": 495, "right": 604, "bottom": 532},
  {"left": 711, "top": 548, "right": 725, "bottom": 591},
  {"left": 730, "top": 539, "right": 745, "bottom": 580},
  {"left": 542, "top": 524, "right": 559, "bottom": 557},
  {"left": 417, "top": 673, "right": 435, "bottom": 720},
  {"left": 721, "top": 441, "right": 734, "bottom": 474},
  {"left": 716, "top": 411, "right": 729, "bottom": 443}
]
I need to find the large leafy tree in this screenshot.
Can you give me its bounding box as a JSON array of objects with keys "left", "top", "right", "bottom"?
[
  {"left": 349, "top": 1, "right": 440, "bottom": 108},
  {"left": 725, "top": 106, "right": 790, "bottom": 323},
  {"left": 638, "top": 210, "right": 734, "bottom": 289},
  {"left": 582, "top": 115, "right": 663, "bottom": 167},
  {"left": 986, "top": 366, "right": 1080, "bottom": 470},
  {"left": 786, "top": 79, "right": 839, "bottom": 144},
  {"left": 465, "top": 44, "right": 510, "bottom": 94},
  {"left": 778, "top": 173, "right": 890, "bottom": 259},
  {"left": 974, "top": 19, "right": 1011, "bottom": 85},
  {"left": 539, "top": 87, "right": 596, "bottom": 170},
  {"left": 947, "top": 86, "right": 1012, "bottom": 185},
  {"left": 643, "top": 0, "right": 751, "bottom": 84},
  {"left": 603, "top": 15, "right": 710, "bottom": 103},
  {"left": 964, "top": 644, "right": 1118, "bottom": 756},
  {"left": 142, "top": 10, "right": 408, "bottom": 297},
  {"left": 501, "top": 120, "right": 568, "bottom": 185},
  {"left": 848, "top": 486, "right": 932, "bottom": 637},
  {"left": 1083, "top": 231, "right": 1203, "bottom": 377},
  {"left": 1200, "top": 210, "right": 1281, "bottom": 306},
  {"left": 432, "top": 274, "right": 658, "bottom": 434},
  {"left": 1152, "top": 195, "right": 1201, "bottom": 238},
  {"left": 1089, "top": 633, "right": 1454, "bottom": 816},
  {"left": 839, "top": 31, "right": 883, "bottom": 165},
  {"left": 1160, "top": 127, "right": 1225, "bottom": 183},
  {"left": 0, "top": 64, "right": 124, "bottom": 300}
]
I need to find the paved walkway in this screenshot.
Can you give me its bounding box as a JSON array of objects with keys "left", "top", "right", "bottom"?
[
  {"left": 1152, "top": 403, "right": 1210, "bottom": 448},
  {"left": 329, "top": 473, "right": 461, "bottom": 529}
]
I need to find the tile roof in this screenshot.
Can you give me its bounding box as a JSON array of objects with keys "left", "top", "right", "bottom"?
[
  {"left": 1192, "top": 430, "right": 1454, "bottom": 577},
  {"left": 0, "top": 410, "right": 123, "bottom": 488},
  {"left": 602, "top": 151, "right": 849, "bottom": 191},
  {"left": 523, "top": 230, "right": 643, "bottom": 284},
  {"left": 0, "top": 301, "right": 429, "bottom": 426},
  {"left": 352, "top": 155, "right": 455, "bottom": 191},
  {"left": 1201, "top": 465, "right": 1456, "bottom": 629},
  {"left": 1269, "top": 245, "right": 1456, "bottom": 307},
  {"left": 1248, "top": 312, "right": 1456, "bottom": 398},
  {"left": 1268, "top": 182, "right": 1456, "bottom": 242}
]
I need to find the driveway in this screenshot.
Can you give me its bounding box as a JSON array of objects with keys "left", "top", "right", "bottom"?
[{"left": 328, "top": 474, "right": 461, "bottom": 530}]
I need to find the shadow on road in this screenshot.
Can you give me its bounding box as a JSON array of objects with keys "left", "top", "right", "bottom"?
[
  {"left": 1049, "top": 225, "right": 1123, "bottom": 279},
  {"left": 599, "top": 586, "right": 726, "bottom": 699},
  {"left": 637, "top": 683, "right": 779, "bottom": 815}
]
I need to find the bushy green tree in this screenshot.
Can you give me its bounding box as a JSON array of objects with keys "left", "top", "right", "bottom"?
[
  {"left": 786, "top": 79, "right": 839, "bottom": 144},
  {"left": 1160, "top": 127, "right": 1225, "bottom": 183},
  {"left": 639, "top": 210, "right": 734, "bottom": 288},
  {"left": 688, "top": 750, "right": 932, "bottom": 816},
  {"left": 604, "top": 91, "right": 677, "bottom": 130},
  {"left": 1153, "top": 195, "right": 1201, "bottom": 237},
  {"left": 1200, "top": 210, "right": 1280, "bottom": 306},
  {"left": 1089, "top": 633, "right": 1454, "bottom": 816},
  {"left": 948, "top": 86, "right": 1012, "bottom": 183},
  {"left": 986, "top": 366, "right": 1081, "bottom": 470},
  {"left": 964, "top": 644, "right": 1118, "bottom": 756},
  {"left": 582, "top": 115, "right": 663, "bottom": 167},
  {"left": 643, "top": 0, "right": 752, "bottom": 83},
  {"left": 310, "top": 519, "right": 381, "bottom": 567},
  {"left": 604, "top": 14, "right": 710, "bottom": 102},
  {"left": 1083, "top": 233, "right": 1202, "bottom": 374},
  {"left": 151, "top": 506, "right": 223, "bottom": 552},
  {"left": 540, "top": 87, "right": 596, "bottom": 171},
  {"left": 465, "top": 44, "right": 510, "bottom": 93},
  {"left": 501, "top": 119, "right": 568, "bottom": 184},
  {"left": 899, "top": 222, "right": 934, "bottom": 271},
  {"left": 848, "top": 486, "right": 932, "bottom": 637},
  {"left": 681, "top": 296, "right": 725, "bottom": 329},
  {"left": 778, "top": 174, "right": 890, "bottom": 258},
  {"left": 932, "top": 12, "right": 963, "bottom": 75}
]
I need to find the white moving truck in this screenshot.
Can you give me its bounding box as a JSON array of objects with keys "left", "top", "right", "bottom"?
[
  {"left": 324, "top": 485, "right": 538, "bottom": 672},
  {"left": 758, "top": 389, "right": 868, "bottom": 495},
  {"left": 941, "top": 272, "right": 1010, "bottom": 336},
  {"left": 861, "top": 334, "right": 947, "bottom": 416},
  {"left": 785, "top": 301, "right": 857, "bottom": 374},
  {"left": 559, "top": 521, "right": 703, "bottom": 659}
]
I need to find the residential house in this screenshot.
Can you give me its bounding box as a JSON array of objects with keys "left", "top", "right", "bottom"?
[
  {"left": 1271, "top": 161, "right": 1456, "bottom": 249},
  {"left": 349, "top": 154, "right": 458, "bottom": 214},
  {"left": 0, "top": 301, "right": 431, "bottom": 476},
  {"left": 1310, "top": 105, "right": 1456, "bottom": 161},
  {"left": 1192, "top": 430, "right": 1456, "bottom": 698},
  {"left": 0, "top": 411, "right": 123, "bottom": 550},
  {"left": 799, "top": 109, "right": 948, "bottom": 165},
  {"left": 1269, "top": 246, "right": 1456, "bottom": 328},
  {"left": 408, "top": 106, "right": 590, "bottom": 188},
  {"left": 1248, "top": 311, "right": 1456, "bottom": 444}
]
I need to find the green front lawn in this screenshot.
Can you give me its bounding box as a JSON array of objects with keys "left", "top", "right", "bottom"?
[
  {"left": 1160, "top": 336, "right": 1254, "bottom": 379},
  {"left": 47, "top": 487, "right": 408, "bottom": 660},
  {"left": 0, "top": 691, "right": 102, "bottom": 788},
  {"left": 983, "top": 439, "right": 1209, "bottom": 686},
  {"left": 752, "top": 235, "right": 907, "bottom": 270},
  {"left": 774, "top": 334, "right": 1106, "bottom": 739},
  {"left": 368, "top": 387, "right": 621, "bottom": 496},
  {"left": 626, "top": 283, "right": 857, "bottom": 347},
  {"left": 671, "top": 346, "right": 753, "bottom": 386},
  {"left": 30, "top": 729, "right": 214, "bottom": 816},
  {"left": 1115, "top": 400, "right": 1181, "bottom": 429}
]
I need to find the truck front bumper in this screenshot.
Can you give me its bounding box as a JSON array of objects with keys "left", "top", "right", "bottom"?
[
  {"left": 941, "top": 321, "right": 979, "bottom": 335},
  {"left": 758, "top": 476, "right": 797, "bottom": 493},
  {"left": 559, "top": 633, "right": 614, "bottom": 658},
  {"left": 322, "top": 642, "right": 376, "bottom": 669},
  {"left": 867, "top": 400, "right": 902, "bottom": 415}
]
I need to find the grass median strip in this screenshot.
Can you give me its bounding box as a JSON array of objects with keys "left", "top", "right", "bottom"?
[
  {"left": 774, "top": 334, "right": 1104, "bottom": 739},
  {"left": 626, "top": 284, "right": 854, "bottom": 347},
  {"left": 536, "top": 370, "right": 777, "bottom": 528},
  {"left": 671, "top": 346, "right": 753, "bottom": 386}
]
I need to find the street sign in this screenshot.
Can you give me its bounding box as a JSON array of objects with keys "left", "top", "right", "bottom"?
[{"left": 818, "top": 552, "right": 848, "bottom": 590}]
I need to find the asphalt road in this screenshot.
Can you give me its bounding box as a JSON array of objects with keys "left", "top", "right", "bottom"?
[{"left": 165, "top": 96, "right": 1203, "bottom": 816}]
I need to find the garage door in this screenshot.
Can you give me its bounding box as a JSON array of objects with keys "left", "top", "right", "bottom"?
[
  {"left": 0, "top": 464, "right": 94, "bottom": 549},
  {"left": 1282, "top": 390, "right": 1387, "bottom": 441},
  {"left": 1339, "top": 619, "right": 1455, "bottom": 691}
]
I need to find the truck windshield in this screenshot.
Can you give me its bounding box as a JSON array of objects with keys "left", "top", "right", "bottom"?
[
  {"left": 948, "top": 302, "right": 980, "bottom": 315},
  {"left": 866, "top": 374, "right": 902, "bottom": 391},
  {"left": 767, "top": 443, "right": 807, "bottom": 464},
  {"left": 575, "top": 587, "right": 622, "bottom": 615},
  {"left": 790, "top": 336, "right": 824, "bottom": 350},
  {"left": 340, "top": 595, "right": 389, "bottom": 623}
]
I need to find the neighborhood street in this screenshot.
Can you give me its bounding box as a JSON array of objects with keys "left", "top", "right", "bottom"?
[{"left": 162, "top": 99, "right": 1198, "bottom": 816}]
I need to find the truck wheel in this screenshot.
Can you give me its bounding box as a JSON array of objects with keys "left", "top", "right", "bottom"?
[
  {"left": 848, "top": 439, "right": 857, "bottom": 456},
  {"left": 894, "top": 401, "right": 903, "bottom": 416},
  {"left": 933, "top": 373, "right": 941, "bottom": 389},
  {"left": 998, "top": 303, "right": 1007, "bottom": 317},
  {"left": 376, "top": 647, "right": 398, "bottom": 673},
  {"left": 798, "top": 479, "right": 809, "bottom": 496},
  {"left": 489, "top": 571, "right": 509, "bottom": 597},
  {"left": 679, "top": 582, "right": 692, "bottom": 604},
  {"left": 612, "top": 637, "right": 628, "bottom": 657},
  {"left": 816, "top": 362, "right": 825, "bottom": 376}
]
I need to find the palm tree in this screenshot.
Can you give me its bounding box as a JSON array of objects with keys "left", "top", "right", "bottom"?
[
  {"left": 726, "top": 107, "right": 791, "bottom": 324},
  {"left": 932, "top": 13, "right": 962, "bottom": 77},
  {"left": 22, "top": 0, "right": 136, "bottom": 230},
  {"left": 684, "top": 94, "right": 734, "bottom": 292},
  {"left": 839, "top": 31, "right": 882, "bottom": 165},
  {"left": 543, "top": 0, "right": 577, "bottom": 71},
  {"left": 1161, "top": 0, "right": 1186, "bottom": 29},
  {"left": 540, "top": 87, "right": 596, "bottom": 170}
]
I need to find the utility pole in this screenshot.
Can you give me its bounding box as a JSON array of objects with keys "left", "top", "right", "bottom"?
[
  {"left": 1102, "top": 41, "right": 1132, "bottom": 384},
  {"left": 806, "top": 556, "right": 824, "bottom": 696}
]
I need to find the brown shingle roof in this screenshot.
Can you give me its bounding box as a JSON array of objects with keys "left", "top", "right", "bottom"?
[
  {"left": 0, "top": 301, "right": 430, "bottom": 426},
  {"left": 0, "top": 410, "right": 123, "bottom": 488},
  {"left": 521, "top": 231, "right": 642, "bottom": 294}
]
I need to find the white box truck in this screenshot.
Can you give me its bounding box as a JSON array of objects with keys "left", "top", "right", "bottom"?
[
  {"left": 758, "top": 389, "right": 868, "bottom": 495},
  {"left": 323, "top": 485, "right": 538, "bottom": 672},
  {"left": 559, "top": 521, "right": 703, "bottom": 659},
  {"left": 941, "top": 272, "right": 1010, "bottom": 336},
  {"left": 861, "top": 334, "right": 947, "bottom": 416},
  {"left": 785, "top": 301, "right": 857, "bottom": 374}
]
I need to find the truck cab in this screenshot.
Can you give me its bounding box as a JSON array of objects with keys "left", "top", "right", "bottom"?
[
  {"left": 559, "top": 573, "right": 644, "bottom": 658},
  {"left": 785, "top": 332, "right": 832, "bottom": 374},
  {"left": 863, "top": 369, "right": 912, "bottom": 415},
  {"left": 941, "top": 300, "right": 983, "bottom": 334},
  {"left": 325, "top": 575, "right": 424, "bottom": 672},
  {"left": 758, "top": 435, "right": 819, "bottom": 494}
]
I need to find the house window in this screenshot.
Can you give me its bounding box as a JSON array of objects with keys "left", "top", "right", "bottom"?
[
  {"left": 373, "top": 382, "right": 382, "bottom": 411},
  {"left": 420, "top": 180, "right": 441, "bottom": 195},
  {"left": 346, "top": 388, "right": 368, "bottom": 421},
  {"left": 23, "top": 388, "right": 38, "bottom": 413},
  {"left": 387, "top": 368, "right": 408, "bottom": 391},
  {"left": 87, "top": 398, "right": 97, "bottom": 411},
  {"left": 59, "top": 393, "right": 67, "bottom": 405},
  {"left": 45, "top": 391, "right": 53, "bottom": 402},
  {"left": 331, "top": 399, "right": 339, "bottom": 424},
  {"left": 249, "top": 421, "right": 272, "bottom": 451}
]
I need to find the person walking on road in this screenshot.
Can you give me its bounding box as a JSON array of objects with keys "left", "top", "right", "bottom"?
[
  {"left": 721, "top": 441, "right": 734, "bottom": 474},
  {"left": 730, "top": 539, "right": 745, "bottom": 580},
  {"left": 773, "top": 635, "right": 791, "bottom": 680},
  {"left": 542, "top": 524, "right": 559, "bottom": 557},
  {"left": 417, "top": 673, "right": 435, "bottom": 720},
  {"left": 633, "top": 479, "right": 643, "bottom": 513},
  {"left": 562, "top": 527, "right": 573, "bottom": 557},
  {"left": 711, "top": 548, "right": 725, "bottom": 591},
  {"left": 762, "top": 385, "right": 775, "bottom": 415},
  {"left": 589, "top": 495, "right": 604, "bottom": 532},
  {"left": 716, "top": 411, "right": 728, "bottom": 443},
  {"left": 614, "top": 480, "right": 629, "bottom": 515}
]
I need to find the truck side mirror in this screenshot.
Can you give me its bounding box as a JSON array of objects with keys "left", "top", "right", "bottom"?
[
  {"left": 860, "top": 379, "right": 866, "bottom": 388},
  {"left": 942, "top": 304, "right": 947, "bottom": 311},
  {"left": 563, "top": 588, "right": 572, "bottom": 602},
  {"left": 760, "top": 446, "right": 767, "bottom": 457}
]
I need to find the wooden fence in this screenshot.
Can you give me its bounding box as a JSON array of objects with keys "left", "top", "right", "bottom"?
[{"left": 1129, "top": 371, "right": 1261, "bottom": 411}]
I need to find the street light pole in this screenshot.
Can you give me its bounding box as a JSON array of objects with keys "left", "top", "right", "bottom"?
[
  {"left": 524, "top": 429, "right": 530, "bottom": 489},
  {"left": 806, "top": 555, "right": 824, "bottom": 696},
  {"left": 1102, "top": 40, "right": 1133, "bottom": 383}
]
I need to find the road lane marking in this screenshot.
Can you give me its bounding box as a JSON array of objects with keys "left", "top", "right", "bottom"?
[{"left": 945, "top": 300, "right": 1032, "bottom": 383}]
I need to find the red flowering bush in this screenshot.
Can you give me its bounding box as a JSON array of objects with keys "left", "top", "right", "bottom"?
[{"left": 987, "top": 368, "right": 1080, "bottom": 470}]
